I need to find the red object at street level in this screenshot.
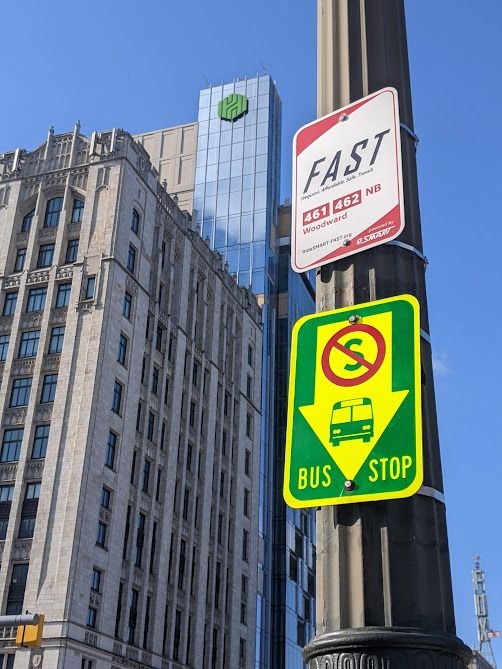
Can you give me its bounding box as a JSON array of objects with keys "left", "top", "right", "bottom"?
[{"left": 291, "top": 87, "right": 404, "bottom": 273}]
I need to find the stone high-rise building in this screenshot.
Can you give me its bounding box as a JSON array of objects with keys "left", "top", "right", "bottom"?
[{"left": 0, "top": 124, "right": 262, "bottom": 668}]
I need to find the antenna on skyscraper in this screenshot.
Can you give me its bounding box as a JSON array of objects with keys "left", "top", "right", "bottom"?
[
  {"left": 260, "top": 60, "right": 268, "bottom": 74},
  {"left": 202, "top": 75, "right": 210, "bottom": 86},
  {"left": 473, "top": 555, "right": 499, "bottom": 667}
]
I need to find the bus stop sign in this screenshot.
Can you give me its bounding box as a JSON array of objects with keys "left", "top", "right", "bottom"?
[{"left": 283, "top": 295, "right": 422, "bottom": 507}]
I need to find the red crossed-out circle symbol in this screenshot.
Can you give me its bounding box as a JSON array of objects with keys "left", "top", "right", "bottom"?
[{"left": 321, "top": 323, "right": 386, "bottom": 387}]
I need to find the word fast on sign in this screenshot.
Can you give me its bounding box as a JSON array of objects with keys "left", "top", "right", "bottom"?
[
  {"left": 302, "top": 129, "right": 390, "bottom": 195},
  {"left": 291, "top": 88, "right": 404, "bottom": 272}
]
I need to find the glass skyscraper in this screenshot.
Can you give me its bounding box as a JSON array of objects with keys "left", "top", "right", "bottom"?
[{"left": 193, "top": 75, "right": 315, "bottom": 669}]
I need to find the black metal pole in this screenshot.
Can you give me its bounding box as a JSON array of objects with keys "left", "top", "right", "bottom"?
[{"left": 305, "top": 1, "right": 471, "bottom": 666}]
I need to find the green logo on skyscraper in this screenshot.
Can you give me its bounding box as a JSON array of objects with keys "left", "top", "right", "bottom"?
[{"left": 218, "top": 94, "right": 248, "bottom": 121}]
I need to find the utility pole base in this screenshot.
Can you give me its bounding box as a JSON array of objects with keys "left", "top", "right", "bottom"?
[{"left": 304, "top": 627, "right": 472, "bottom": 668}]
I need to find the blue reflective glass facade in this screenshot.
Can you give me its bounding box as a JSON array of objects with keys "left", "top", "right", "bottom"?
[
  {"left": 194, "top": 76, "right": 280, "bottom": 295},
  {"left": 194, "top": 76, "right": 315, "bottom": 669}
]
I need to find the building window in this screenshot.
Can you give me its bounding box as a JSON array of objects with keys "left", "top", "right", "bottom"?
[
  {"left": 135, "top": 513, "right": 146, "bottom": 567},
  {"left": 178, "top": 540, "right": 186, "bottom": 590},
  {"left": 22, "top": 209, "right": 34, "bottom": 232},
  {"left": 147, "top": 412, "right": 155, "bottom": 441},
  {"left": 3, "top": 291, "right": 18, "bottom": 316},
  {"left": 6, "top": 563, "right": 29, "bottom": 615},
  {"left": 242, "top": 529, "right": 249, "bottom": 562},
  {"left": 246, "top": 374, "right": 253, "bottom": 398},
  {"left": 247, "top": 344, "right": 254, "bottom": 367},
  {"left": 1, "top": 428, "right": 24, "bottom": 463},
  {"left": 117, "top": 334, "right": 128, "bottom": 366},
  {"left": 96, "top": 521, "right": 107, "bottom": 548},
  {"left": 18, "top": 482, "right": 41, "bottom": 539},
  {"left": 37, "top": 243, "right": 55, "bottom": 268},
  {"left": 55, "top": 282, "right": 71, "bottom": 308},
  {"left": 91, "top": 567, "right": 102, "bottom": 593},
  {"left": 127, "top": 245, "right": 136, "bottom": 273},
  {"left": 105, "top": 431, "right": 117, "bottom": 469},
  {"left": 136, "top": 402, "right": 142, "bottom": 431},
  {"left": 32, "top": 424, "right": 50, "bottom": 459},
  {"left": 18, "top": 331, "right": 40, "bottom": 358},
  {"left": 182, "top": 487, "right": 189, "bottom": 521},
  {"left": 155, "top": 470, "right": 162, "bottom": 502},
  {"left": 141, "top": 458, "right": 151, "bottom": 493},
  {"left": 2, "top": 290, "right": 18, "bottom": 319},
  {"left": 101, "top": 486, "right": 111, "bottom": 509},
  {"left": 14, "top": 248, "right": 27, "bottom": 272},
  {"left": 156, "top": 325, "right": 164, "bottom": 351},
  {"left": 128, "top": 588, "right": 139, "bottom": 645},
  {"left": 131, "top": 209, "right": 140, "bottom": 234},
  {"left": 48, "top": 326, "right": 65, "bottom": 354},
  {"left": 123, "top": 505, "right": 131, "bottom": 559},
  {"left": 0, "top": 484, "right": 14, "bottom": 540},
  {"left": 173, "top": 610, "right": 181, "bottom": 661},
  {"left": 123, "top": 291, "right": 132, "bottom": 319},
  {"left": 244, "top": 449, "right": 251, "bottom": 476},
  {"left": 26, "top": 286, "right": 47, "bottom": 312},
  {"left": 143, "top": 595, "right": 151, "bottom": 650},
  {"left": 44, "top": 196, "right": 63, "bottom": 227},
  {"left": 243, "top": 489, "right": 250, "bottom": 518},
  {"left": 189, "top": 401, "right": 196, "bottom": 428},
  {"left": 246, "top": 413, "right": 253, "bottom": 438},
  {"left": 87, "top": 606, "right": 97, "bottom": 629},
  {"left": 192, "top": 362, "right": 199, "bottom": 387},
  {"left": 111, "top": 381, "right": 123, "bottom": 414},
  {"left": 151, "top": 367, "right": 159, "bottom": 395},
  {"left": 217, "top": 514, "right": 223, "bottom": 544},
  {"left": 239, "top": 639, "right": 247, "bottom": 665},
  {"left": 84, "top": 276, "right": 95, "bottom": 300},
  {"left": 65, "top": 238, "right": 79, "bottom": 263},
  {"left": 10, "top": 377, "right": 32, "bottom": 407},
  {"left": 71, "top": 198, "right": 84, "bottom": 223},
  {"left": 40, "top": 374, "right": 58, "bottom": 403},
  {"left": 0, "top": 334, "right": 9, "bottom": 361}
]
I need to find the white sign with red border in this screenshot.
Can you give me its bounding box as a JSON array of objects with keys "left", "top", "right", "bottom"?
[{"left": 291, "top": 87, "right": 404, "bottom": 273}]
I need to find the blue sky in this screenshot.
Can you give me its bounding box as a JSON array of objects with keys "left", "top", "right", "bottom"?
[{"left": 3, "top": 0, "right": 502, "bottom": 661}]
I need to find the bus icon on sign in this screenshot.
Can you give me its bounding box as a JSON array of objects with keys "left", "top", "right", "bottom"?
[{"left": 330, "top": 398, "right": 374, "bottom": 446}]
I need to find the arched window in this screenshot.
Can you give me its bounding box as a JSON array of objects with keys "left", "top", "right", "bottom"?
[{"left": 21, "top": 209, "right": 35, "bottom": 232}]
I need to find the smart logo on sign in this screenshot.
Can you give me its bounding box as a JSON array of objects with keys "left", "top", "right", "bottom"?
[{"left": 218, "top": 93, "right": 248, "bottom": 121}]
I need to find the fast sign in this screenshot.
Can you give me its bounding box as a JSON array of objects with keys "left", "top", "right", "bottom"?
[
  {"left": 291, "top": 88, "right": 404, "bottom": 273},
  {"left": 283, "top": 295, "right": 422, "bottom": 507}
]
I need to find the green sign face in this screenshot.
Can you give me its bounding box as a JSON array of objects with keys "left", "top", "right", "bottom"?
[
  {"left": 218, "top": 93, "right": 248, "bottom": 121},
  {"left": 283, "top": 295, "right": 422, "bottom": 507}
]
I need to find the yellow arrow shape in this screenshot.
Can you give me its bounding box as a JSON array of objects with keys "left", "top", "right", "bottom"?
[{"left": 298, "top": 312, "right": 407, "bottom": 481}]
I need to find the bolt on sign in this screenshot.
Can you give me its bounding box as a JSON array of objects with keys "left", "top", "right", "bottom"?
[
  {"left": 291, "top": 87, "right": 404, "bottom": 273},
  {"left": 283, "top": 295, "right": 422, "bottom": 507}
]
